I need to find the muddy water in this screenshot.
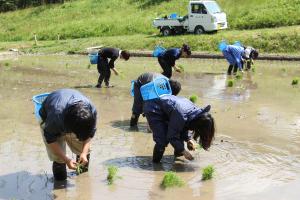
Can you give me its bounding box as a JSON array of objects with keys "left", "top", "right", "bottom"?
[{"left": 0, "top": 55, "right": 299, "bottom": 200}]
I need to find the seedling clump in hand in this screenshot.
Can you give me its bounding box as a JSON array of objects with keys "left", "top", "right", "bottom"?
[
  {"left": 189, "top": 94, "right": 198, "bottom": 103},
  {"left": 161, "top": 171, "right": 185, "bottom": 188},
  {"left": 202, "top": 165, "right": 215, "bottom": 181},
  {"left": 107, "top": 165, "right": 119, "bottom": 185}
]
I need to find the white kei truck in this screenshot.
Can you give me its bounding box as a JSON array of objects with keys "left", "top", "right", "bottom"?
[{"left": 153, "top": 0, "right": 228, "bottom": 36}]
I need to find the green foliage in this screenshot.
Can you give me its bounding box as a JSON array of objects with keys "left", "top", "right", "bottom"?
[
  {"left": 189, "top": 94, "right": 198, "bottom": 103},
  {"left": 161, "top": 171, "right": 185, "bottom": 188},
  {"left": 107, "top": 165, "right": 118, "bottom": 185},
  {"left": 291, "top": 77, "right": 299, "bottom": 85},
  {"left": 202, "top": 165, "right": 214, "bottom": 181},
  {"left": 4, "top": 62, "right": 9, "bottom": 66},
  {"left": 0, "top": 0, "right": 300, "bottom": 43},
  {"left": 227, "top": 79, "right": 234, "bottom": 87}
]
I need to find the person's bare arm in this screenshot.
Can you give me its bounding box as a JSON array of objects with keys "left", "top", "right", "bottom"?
[
  {"left": 48, "top": 142, "right": 77, "bottom": 169},
  {"left": 111, "top": 68, "right": 119, "bottom": 75},
  {"left": 78, "top": 138, "right": 91, "bottom": 165}
]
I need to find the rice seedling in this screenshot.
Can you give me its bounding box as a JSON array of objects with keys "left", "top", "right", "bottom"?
[
  {"left": 189, "top": 94, "right": 198, "bottom": 103},
  {"left": 227, "top": 79, "right": 234, "bottom": 87},
  {"left": 76, "top": 163, "right": 85, "bottom": 175},
  {"left": 291, "top": 77, "right": 299, "bottom": 85},
  {"left": 161, "top": 171, "right": 185, "bottom": 188},
  {"left": 107, "top": 165, "right": 119, "bottom": 185},
  {"left": 202, "top": 165, "right": 215, "bottom": 181}
]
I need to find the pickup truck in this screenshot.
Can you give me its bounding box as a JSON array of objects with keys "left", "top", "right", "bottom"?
[{"left": 153, "top": 0, "right": 228, "bottom": 36}]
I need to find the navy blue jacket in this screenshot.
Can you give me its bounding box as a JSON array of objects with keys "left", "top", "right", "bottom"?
[
  {"left": 40, "top": 89, "right": 97, "bottom": 144},
  {"left": 144, "top": 95, "right": 207, "bottom": 153},
  {"left": 159, "top": 48, "right": 181, "bottom": 67}
]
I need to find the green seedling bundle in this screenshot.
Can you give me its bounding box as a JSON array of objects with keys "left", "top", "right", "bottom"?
[
  {"left": 291, "top": 77, "right": 299, "bottom": 85},
  {"left": 227, "top": 79, "right": 234, "bottom": 87},
  {"left": 202, "top": 165, "right": 215, "bottom": 181},
  {"left": 189, "top": 94, "right": 198, "bottom": 103},
  {"left": 107, "top": 165, "right": 119, "bottom": 185},
  {"left": 161, "top": 171, "right": 185, "bottom": 188}
]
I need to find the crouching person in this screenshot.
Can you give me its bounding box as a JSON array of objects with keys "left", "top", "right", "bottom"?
[
  {"left": 143, "top": 95, "right": 215, "bottom": 163},
  {"left": 39, "top": 89, "right": 97, "bottom": 181},
  {"left": 243, "top": 46, "right": 259, "bottom": 70},
  {"left": 130, "top": 72, "right": 181, "bottom": 127}
]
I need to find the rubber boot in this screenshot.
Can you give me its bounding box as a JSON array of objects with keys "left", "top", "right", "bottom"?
[
  {"left": 52, "top": 162, "right": 67, "bottom": 181},
  {"left": 152, "top": 144, "right": 165, "bottom": 163},
  {"left": 130, "top": 113, "right": 140, "bottom": 127},
  {"left": 76, "top": 154, "right": 90, "bottom": 173}
]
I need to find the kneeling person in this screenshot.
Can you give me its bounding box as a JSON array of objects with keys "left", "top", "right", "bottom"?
[{"left": 39, "top": 89, "right": 97, "bottom": 181}]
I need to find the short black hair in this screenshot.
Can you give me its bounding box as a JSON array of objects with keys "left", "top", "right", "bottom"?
[
  {"left": 169, "top": 79, "right": 181, "bottom": 96},
  {"left": 182, "top": 44, "right": 191, "bottom": 56},
  {"left": 64, "top": 102, "right": 96, "bottom": 141},
  {"left": 190, "top": 112, "right": 215, "bottom": 150},
  {"left": 251, "top": 49, "right": 259, "bottom": 59},
  {"left": 121, "top": 50, "right": 130, "bottom": 61}
]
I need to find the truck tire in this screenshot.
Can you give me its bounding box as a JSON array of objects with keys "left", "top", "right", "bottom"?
[
  {"left": 161, "top": 27, "right": 172, "bottom": 36},
  {"left": 194, "top": 26, "right": 205, "bottom": 35}
]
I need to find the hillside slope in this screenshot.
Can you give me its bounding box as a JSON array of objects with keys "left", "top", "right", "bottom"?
[{"left": 0, "top": 0, "right": 300, "bottom": 41}]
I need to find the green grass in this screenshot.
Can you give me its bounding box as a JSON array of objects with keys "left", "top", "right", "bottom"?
[
  {"left": 227, "top": 79, "right": 234, "bottom": 87},
  {"left": 202, "top": 165, "right": 215, "bottom": 181},
  {"left": 189, "top": 94, "right": 198, "bottom": 103},
  {"left": 1, "top": 25, "right": 300, "bottom": 54},
  {"left": 107, "top": 165, "right": 119, "bottom": 185},
  {"left": 0, "top": 0, "right": 300, "bottom": 43},
  {"left": 161, "top": 171, "right": 185, "bottom": 188},
  {"left": 291, "top": 77, "right": 299, "bottom": 85}
]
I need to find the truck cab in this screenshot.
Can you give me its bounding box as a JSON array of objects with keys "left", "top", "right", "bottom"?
[{"left": 188, "top": 0, "right": 227, "bottom": 34}]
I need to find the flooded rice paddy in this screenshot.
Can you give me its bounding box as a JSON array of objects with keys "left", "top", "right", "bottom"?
[{"left": 0, "top": 55, "right": 300, "bottom": 200}]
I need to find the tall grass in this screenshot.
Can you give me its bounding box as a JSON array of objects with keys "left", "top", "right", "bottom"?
[{"left": 0, "top": 0, "right": 300, "bottom": 42}]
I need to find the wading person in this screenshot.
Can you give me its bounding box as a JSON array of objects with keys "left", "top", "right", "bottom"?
[
  {"left": 222, "top": 44, "right": 245, "bottom": 75},
  {"left": 96, "top": 47, "right": 130, "bottom": 88},
  {"left": 130, "top": 72, "right": 181, "bottom": 127},
  {"left": 39, "top": 89, "right": 97, "bottom": 181},
  {"left": 143, "top": 95, "right": 215, "bottom": 163},
  {"left": 243, "top": 46, "right": 259, "bottom": 70},
  {"left": 157, "top": 44, "right": 191, "bottom": 78}
]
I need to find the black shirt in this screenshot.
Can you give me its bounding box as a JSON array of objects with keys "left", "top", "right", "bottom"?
[{"left": 98, "top": 47, "right": 120, "bottom": 69}]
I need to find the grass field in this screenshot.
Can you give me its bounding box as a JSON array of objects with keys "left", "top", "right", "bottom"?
[{"left": 1, "top": 25, "right": 299, "bottom": 54}]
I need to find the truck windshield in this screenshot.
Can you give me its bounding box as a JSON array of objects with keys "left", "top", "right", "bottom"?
[{"left": 204, "top": 2, "right": 222, "bottom": 14}]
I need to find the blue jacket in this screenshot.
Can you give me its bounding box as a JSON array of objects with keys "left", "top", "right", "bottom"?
[
  {"left": 159, "top": 48, "right": 181, "bottom": 66},
  {"left": 144, "top": 95, "right": 208, "bottom": 153},
  {"left": 222, "top": 45, "right": 245, "bottom": 70},
  {"left": 40, "top": 89, "right": 97, "bottom": 144}
]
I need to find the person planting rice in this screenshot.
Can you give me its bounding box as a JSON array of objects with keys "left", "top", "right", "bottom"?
[
  {"left": 222, "top": 44, "right": 259, "bottom": 75},
  {"left": 39, "top": 89, "right": 97, "bottom": 181},
  {"left": 130, "top": 72, "right": 181, "bottom": 127},
  {"left": 242, "top": 46, "right": 259, "bottom": 70},
  {"left": 96, "top": 47, "right": 130, "bottom": 88},
  {"left": 143, "top": 95, "right": 215, "bottom": 163},
  {"left": 157, "top": 44, "right": 191, "bottom": 78}
]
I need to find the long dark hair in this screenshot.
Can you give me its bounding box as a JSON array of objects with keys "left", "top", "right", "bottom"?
[{"left": 191, "top": 113, "right": 215, "bottom": 150}]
